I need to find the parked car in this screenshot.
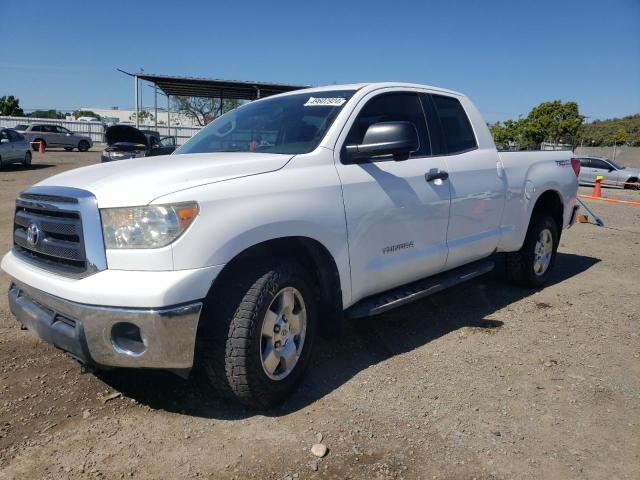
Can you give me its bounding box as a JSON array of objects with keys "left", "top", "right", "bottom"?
[
  {"left": 101, "top": 125, "right": 177, "bottom": 162},
  {"left": 19, "top": 124, "right": 92, "bottom": 152},
  {"left": 0, "top": 128, "right": 31, "bottom": 168},
  {"left": 2, "top": 82, "right": 580, "bottom": 408},
  {"left": 576, "top": 156, "right": 640, "bottom": 190}
]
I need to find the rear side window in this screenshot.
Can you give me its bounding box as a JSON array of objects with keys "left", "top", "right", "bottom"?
[
  {"left": 344, "top": 92, "right": 431, "bottom": 159},
  {"left": 578, "top": 158, "right": 591, "bottom": 167},
  {"left": 431, "top": 95, "right": 477, "bottom": 154}
]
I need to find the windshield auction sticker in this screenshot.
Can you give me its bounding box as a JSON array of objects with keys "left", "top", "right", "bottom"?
[{"left": 304, "top": 97, "right": 347, "bottom": 107}]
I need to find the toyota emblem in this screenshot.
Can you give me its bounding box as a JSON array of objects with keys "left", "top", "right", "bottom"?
[{"left": 26, "top": 223, "right": 40, "bottom": 246}]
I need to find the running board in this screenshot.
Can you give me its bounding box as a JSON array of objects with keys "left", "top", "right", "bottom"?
[{"left": 345, "top": 259, "right": 495, "bottom": 319}]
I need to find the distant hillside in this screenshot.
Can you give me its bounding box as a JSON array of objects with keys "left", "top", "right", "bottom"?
[{"left": 578, "top": 114, "right": 640, "bottom": 146}]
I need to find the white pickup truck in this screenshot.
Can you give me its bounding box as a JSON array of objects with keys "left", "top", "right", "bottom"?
[{"left": 2, "top": 83, "right": 580, "bottom": 407}]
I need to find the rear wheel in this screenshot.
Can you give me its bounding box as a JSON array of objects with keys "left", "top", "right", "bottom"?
[
  {"left": 78, "top": 140, "right": 90, "bottom": 152},
  {"left": 505, "top": 214, "right": 559, "bottom": 287},
  {"left": 198, "top": 261, "right": 317, "bottom": 408},
  {"left": 624, "top": 178, "right": 640, "bottom": 190},
  {"left": 23, "top": 150, "right": 32, "bottom": 167},
  {"left": 32, "top": 139, "right": 45, "bottom": 151}
]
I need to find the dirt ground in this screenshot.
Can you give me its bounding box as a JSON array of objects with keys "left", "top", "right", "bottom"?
[{"left": 0, "top": 150, "right": 638, "bottom": 480}]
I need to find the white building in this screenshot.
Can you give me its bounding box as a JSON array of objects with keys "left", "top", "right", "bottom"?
[{"left": 72, "top": 107, "right": 198, "bottom": 127}]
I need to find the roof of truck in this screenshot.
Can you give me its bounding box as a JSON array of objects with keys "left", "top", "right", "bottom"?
[{"left": 272, "top": 82, "right": 464, "bottom": 98}]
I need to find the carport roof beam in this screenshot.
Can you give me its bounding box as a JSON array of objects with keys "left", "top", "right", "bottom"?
[{"left": 132, "top": 72, "right": 309, "bottom": 101}]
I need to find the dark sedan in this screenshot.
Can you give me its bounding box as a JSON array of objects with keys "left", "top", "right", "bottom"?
[{"left": 101, "top": 125, "right": 177, "bottom": 162}]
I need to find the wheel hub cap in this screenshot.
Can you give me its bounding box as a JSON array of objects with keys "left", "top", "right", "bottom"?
[
  {"left": 533, "top": 228, "right": 553, "bottom": 276},
  {"left": 260, "top": 287, "right": 307, "bottom": 380}
]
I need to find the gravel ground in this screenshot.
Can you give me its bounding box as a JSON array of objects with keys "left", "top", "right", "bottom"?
[{"left": 0, "top": 150, "right": 638, "bottom": 480}]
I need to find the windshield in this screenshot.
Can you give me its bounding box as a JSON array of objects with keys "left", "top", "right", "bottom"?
[
  {"left": 607, "top": 158, "right": 625, "bottom": 169},
  {"left": 176, "top": 90, "right": 356, "bottom": 155},
  {"left": 14, "top": 124, "right": 28, "bottom": 131}
]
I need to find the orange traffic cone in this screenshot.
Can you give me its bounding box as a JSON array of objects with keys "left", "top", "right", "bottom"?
[
  {"left": 38, "top": 141, "right": 45, "bottom": 153},
  {"left": 593, "top": 175, "right": 603, "bottom": 198}
]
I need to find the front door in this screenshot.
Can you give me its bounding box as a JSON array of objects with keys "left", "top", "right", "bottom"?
[
  {"left": 334, "top": 90, "right": 451, "bottom": 304},
  {"left": 55, "top": 126, "right": 75, "bottom": 147},
  {"left": 0, "top": 130, "right": 15, "bottom": 161}
]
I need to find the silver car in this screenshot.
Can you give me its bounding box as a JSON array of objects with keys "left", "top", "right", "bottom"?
[
  {"left": 16, "top": 123, "right": 93, "bottom": 152},
  {"left": 0, "top": 128, "right": 31, "bottom": 168},
  {"left": 577, "top": 156, "right": 640, "bottom": 190}
]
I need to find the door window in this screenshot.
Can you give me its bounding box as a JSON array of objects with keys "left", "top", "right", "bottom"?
[
  {"left": 590, "top": 159, "right": 611, "bottom": 170},
  {"left": 343, "top": 92, "right": 430, "bottom": 161},
  {"left": 7, "top": 130, "right": 21, "bottom": 142},
  {"left": 42, "top": 125, "right": 56, "bottom": 133},
  {"left": 431, "top": 95, "right": 477, "bottom": 154}
]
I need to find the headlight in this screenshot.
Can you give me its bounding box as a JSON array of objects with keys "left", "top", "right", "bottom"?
[
  {"left": 101, "top": 202, "right": 199, "bottom": 249},
  {"left": 106, "top": 150, "right": 146, "bottom": 160}
]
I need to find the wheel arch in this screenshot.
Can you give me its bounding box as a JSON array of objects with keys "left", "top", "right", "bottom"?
[
  {"left": 530, "top": 189, "right": 564, "bottom": 234},
  {"left": 202, "top": 236, "right": 344, "bottom": 338}
]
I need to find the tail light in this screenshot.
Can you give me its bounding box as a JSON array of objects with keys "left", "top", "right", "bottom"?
[{"left": 570, "top": 158, "right": 580, "bottom": 177}]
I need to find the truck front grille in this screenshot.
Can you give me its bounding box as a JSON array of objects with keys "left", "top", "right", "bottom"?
[{"left": 14, "top": 195, "right": 89, "bottom": 276}]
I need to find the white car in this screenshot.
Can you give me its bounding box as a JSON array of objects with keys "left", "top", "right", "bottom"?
[{"left": 2, "top": 82, "right": 579, "bottom": 407}]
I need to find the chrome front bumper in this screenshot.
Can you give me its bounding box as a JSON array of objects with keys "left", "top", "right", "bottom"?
[{"left": 8, "top": 280, "right": 202, "bottom": 369}]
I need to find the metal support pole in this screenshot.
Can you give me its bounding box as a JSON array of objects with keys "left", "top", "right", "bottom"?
[
  {"left": 167, "top": 94, "right": 171, "bottom": 135},
  {"left": 134, "top": 75, "right": 139, "bottom": 128},
  {"left": 154, "top": 84, "right": 158, "bottom": 130}
]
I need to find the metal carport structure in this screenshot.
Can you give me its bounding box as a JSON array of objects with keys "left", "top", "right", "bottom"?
[{"left": 118, "top": 70, "right": 309, "bottom": 128}]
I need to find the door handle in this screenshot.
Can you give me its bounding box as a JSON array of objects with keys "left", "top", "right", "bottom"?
[{"left": 425, "top": 168, "right": 449, "bottom": 182}]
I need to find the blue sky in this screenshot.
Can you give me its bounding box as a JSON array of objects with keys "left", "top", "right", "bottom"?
[{"left": 1, "top": 0, "right": 639, "bottom": 122}]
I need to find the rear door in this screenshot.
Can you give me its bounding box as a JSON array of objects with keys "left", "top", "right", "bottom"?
[
  {"left": 41, "top": 125, "right": 61, "bottom": 146},
  {"left": 334, "top": 89, "right": 451, "bottom": 303},
  {"left": 422, "top": 93, "right": 506, "bottom": 269},
  {"left": 588, "top": 158, "right": 614, "bottom": 184}
]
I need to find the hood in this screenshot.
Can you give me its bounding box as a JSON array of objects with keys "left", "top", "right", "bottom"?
[
  {"left": 105, "top": 125, "right": 148, "bottom": 147},
  {"left": 36, "top": 152, "right": 294, "bottom": 208}
]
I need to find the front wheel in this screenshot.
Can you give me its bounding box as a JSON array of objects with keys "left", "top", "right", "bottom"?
[
  {"left": 198, "top": 261, "right": 317, "bottom": 408},
  {"left": 78, "top": 140, "right": 90, "bottom": 152},
  {"left": 505, "top": 214, "right": 559, "bottom": 287},
  {"left": 23, "top": 150, "right": 32, "bottom": 167}
]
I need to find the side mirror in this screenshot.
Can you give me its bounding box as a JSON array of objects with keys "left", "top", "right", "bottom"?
[{"left": 345, "top": 121, "right": 419, "bottom": 162}]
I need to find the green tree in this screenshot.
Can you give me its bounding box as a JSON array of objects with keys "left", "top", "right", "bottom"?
[
  {"left": 525, "top": 100, "right": 584, "bottom": 145},
  {"left": 172, "top": 96, "right": 242, "bottom": 126},
  {"left": 30, "top": 109, "right": 65, "bottom": 119},
  {"left": 129, "top": 110, "right": 153, "bottom": 122},
  {"left": 73, "top": 110, "right": 101, "bottom": 120},
  {"left": 611, "top": 128, "right": 628, "bottom": 145},
  {"left": 0, "top": 95, "right": 25, "bottom": 116}
]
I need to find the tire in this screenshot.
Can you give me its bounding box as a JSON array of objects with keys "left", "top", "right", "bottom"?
[
  {"left": 32, "top": 139, "right": 45, "bottom": 151},
  {"left": 198, "top": 261, "right": 317, "bottom": 408},
  {"left": 78, "top": 140, "right": 90, "bottom": 152},
  {"left": 23, "top": 150, "right": 32, "bottom": 167},
  {"left": 64, "top": 147, "right": 73, "bottom": 151},
  {"left": 625, "top": 178, "right": 640, "bottom": 191},
  {"left": 505, "top": 214, "right": 559, "bottom": 288}
]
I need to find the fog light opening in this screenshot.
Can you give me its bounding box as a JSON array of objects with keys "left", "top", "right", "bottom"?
[{"left": 111, "top": 322, "right": 147, "bottom": 356}]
